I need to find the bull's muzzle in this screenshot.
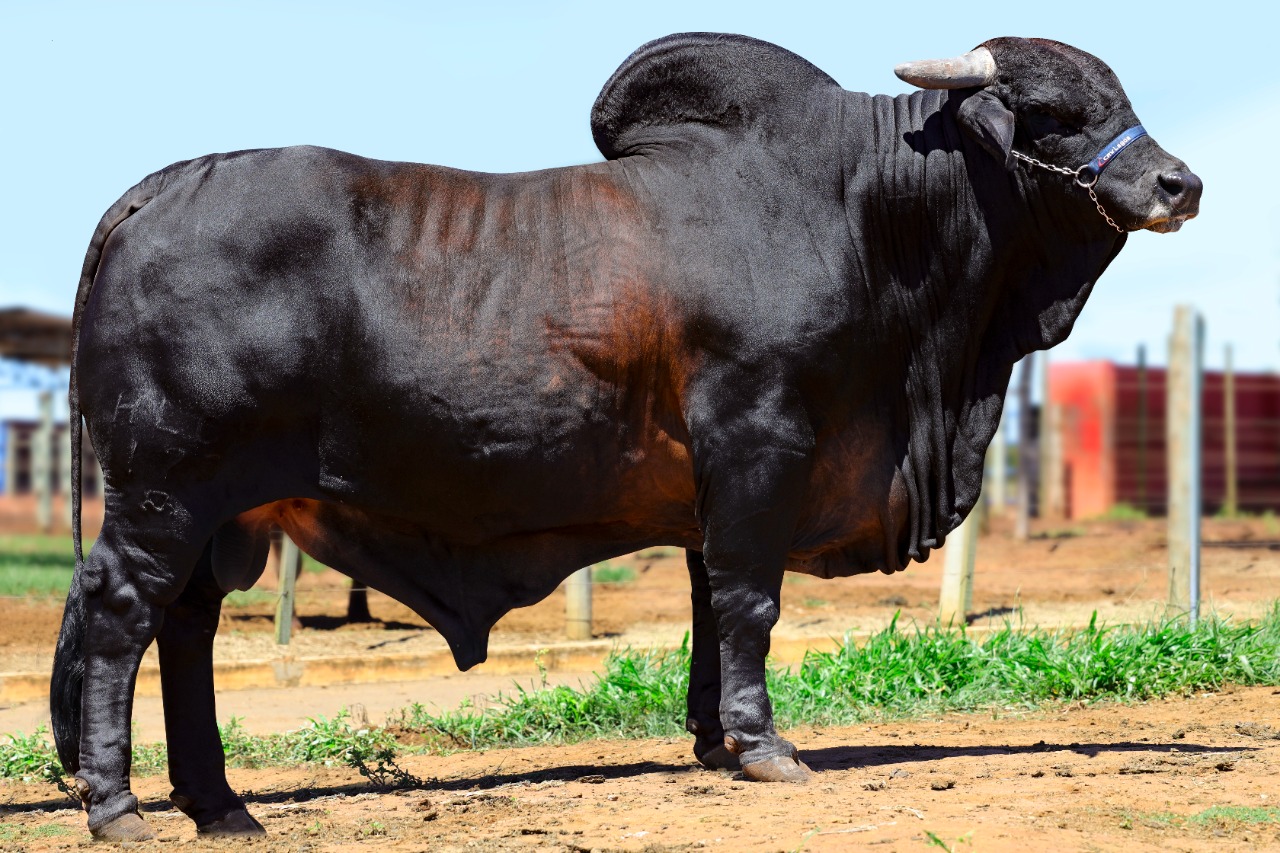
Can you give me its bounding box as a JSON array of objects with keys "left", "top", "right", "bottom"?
[{"left": 1145, "top": 168, "right": 1202, "bottom": 232}]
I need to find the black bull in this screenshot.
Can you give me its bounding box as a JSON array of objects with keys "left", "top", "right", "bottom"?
[{"left": 51, "top": 33, "right": 1199, "bottom": 839}]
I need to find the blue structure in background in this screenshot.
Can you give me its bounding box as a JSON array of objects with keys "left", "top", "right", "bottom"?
[{"left": 0, "top": 356, "right": 70, "bottom": 494}]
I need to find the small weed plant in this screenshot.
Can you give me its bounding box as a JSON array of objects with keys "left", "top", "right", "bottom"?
[
  {"left": 0, "top": 727, "right": 76, "bottom": 798},
  {"left": 1264, "top": 509, "right": 1280, "bottom": 537},
  {"left": 222, "top": 711, "right": 423, "bottom": 787}
]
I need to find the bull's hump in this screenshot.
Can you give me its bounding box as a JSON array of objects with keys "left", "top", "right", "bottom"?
[{"left": 591, "top": 33, "right": 840, "bottom": 159}]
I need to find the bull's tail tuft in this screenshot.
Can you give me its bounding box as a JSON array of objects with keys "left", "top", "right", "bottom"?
[{"left": 50, "top": 572, "right": 87, "bottom": 773}]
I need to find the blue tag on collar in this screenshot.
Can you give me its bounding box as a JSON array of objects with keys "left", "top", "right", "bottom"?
[{"left": 1083, "top": 125, "right": 1148, "bottom": 176}]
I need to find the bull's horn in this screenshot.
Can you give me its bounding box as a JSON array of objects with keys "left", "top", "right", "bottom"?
[{"left": 894, "top": 48, "right": 997, "bottom": 89}]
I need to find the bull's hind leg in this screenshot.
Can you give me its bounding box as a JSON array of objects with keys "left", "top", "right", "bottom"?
[
  {"left": 73, "top": 497, "right": 210, "bottom": 841},
  {"left": 684, "top": 550, "right": 739, "bottom": 771},
  {"left": 158, "top": 542, "right": 265, "bottom": 836}
]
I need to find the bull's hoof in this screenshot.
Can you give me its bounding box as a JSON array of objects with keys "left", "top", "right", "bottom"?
[
  {"left": 742, "top": 754, "right": 814, "bottom": 783},
  {"left": 90, "top": 812, "right": 156, "bottom": 842},
  {"left": 197, "top": 808, "right": 267, "bottom": 837},
  {"left": 695, "top": 743, "right": 742, "bottom": 771}
]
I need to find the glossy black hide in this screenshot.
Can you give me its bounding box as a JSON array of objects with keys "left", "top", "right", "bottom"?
[{"left": 51, "top": 32, "right": 1199, "bottom": 838}]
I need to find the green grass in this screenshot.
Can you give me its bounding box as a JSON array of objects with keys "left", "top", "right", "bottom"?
[
  {"left": 1, "top": 711, "right": 419, "bottom": 791},
  {"left": 302, "top": 554, "right": 330, "bottom": 574},
  {"left": 634, "top": 546, "right": 682, "bottom": 560},
  {"left": 1190, "top": 805, "right": 1280, "bottom": 826},
  {"left": 1098, "top": 502, "right": 1148, "bottom": 521},
  {"left": 591, "top": 562, "right": 635, "bottom": 584},
  {"left": 1264, "top": 509, "right": 1280, "bottom": 537},
  {"left": 0, "top": 534, "right": 83, "bottom": 598},
  {"left": 6, "top": 607, "right": 1280, "bottom": 789},
  {"left": 0, "top": 824, "right": 74, "bottom": 845},
  {"left": 0, "top": 533, "right": 334, "bottom": 603},
  {"left": 223, "top": 588, "right": 280, "bottom": 608},
  {"left": 1034, "top": 527, "right": 1085, "bottom": 540},
  {"left": 399, "top": 606, "right": 1280, "bottom": 749},
  {"left": 1120, "top": 805, "right": 1280, "bottom": 832}
]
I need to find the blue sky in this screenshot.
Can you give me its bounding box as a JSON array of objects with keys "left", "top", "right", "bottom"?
[{"left": 2, "top": 0, "right": 1275, "bottom": 372}]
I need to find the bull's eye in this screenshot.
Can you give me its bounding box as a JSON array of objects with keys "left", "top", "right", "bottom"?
[{"left": 1023, "top": 108, "right": 1079, "bottom": 141}]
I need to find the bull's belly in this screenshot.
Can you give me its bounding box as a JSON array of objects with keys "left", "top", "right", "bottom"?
[{"left": 242, "top": 493, "right": 699, "bottom": 670}]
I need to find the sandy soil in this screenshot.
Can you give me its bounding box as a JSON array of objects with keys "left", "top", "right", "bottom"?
[{"left": 4, "top": 686, "right": 1280, "bottom": 852}]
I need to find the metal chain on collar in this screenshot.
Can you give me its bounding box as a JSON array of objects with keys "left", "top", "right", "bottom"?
[{"left": 1011, "top": 150, "right": 1125, "bottom": 234}]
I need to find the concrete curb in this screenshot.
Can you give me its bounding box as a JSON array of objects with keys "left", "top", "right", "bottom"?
[
  {"left": 5, "top": 620, "right": 1095, "bottom": 707},
  {"left": 0, "top": 634, "right": 850, "bottom": 707}
]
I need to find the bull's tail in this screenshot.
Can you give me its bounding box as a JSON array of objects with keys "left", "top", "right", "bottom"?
[{"left": 50, "top": 167, "right": 175, "bottom": 773}]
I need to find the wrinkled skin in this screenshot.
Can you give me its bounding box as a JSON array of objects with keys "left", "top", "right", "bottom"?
[{"left": 50, "top": 33, "right": 1199, "bottom": 839}]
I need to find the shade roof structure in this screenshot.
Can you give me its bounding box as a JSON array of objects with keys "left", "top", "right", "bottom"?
[{"left": 0, "top": 307, "right": 72, "bottom": 367}]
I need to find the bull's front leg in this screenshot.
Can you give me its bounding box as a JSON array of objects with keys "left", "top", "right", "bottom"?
[
  {"left": 689, "top": 383, "right": 814, "bottom": 783},
  {"left": 684, "top": 549, "right": 739, "bottom": 771}
]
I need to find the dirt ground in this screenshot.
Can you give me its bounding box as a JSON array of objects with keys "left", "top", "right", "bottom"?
[
  {"left": 4, "top": 686, "right": 1280, "bottom": 852},
  {"left": 4, "top": 518, "right": 1280, "bottom": 849}
]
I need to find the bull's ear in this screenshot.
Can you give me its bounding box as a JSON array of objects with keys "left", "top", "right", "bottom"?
[{"left": 957, "top": 90, "right": 1016, "bottom": 170}]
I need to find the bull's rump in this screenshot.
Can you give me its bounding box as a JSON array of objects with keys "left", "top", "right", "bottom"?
[{"left": 78, "top": 145, "right": 695, "bottom": 543}]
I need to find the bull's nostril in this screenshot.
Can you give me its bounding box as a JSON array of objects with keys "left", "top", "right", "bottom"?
[
  {"left": 1158, "top": 172, "right": 1185, "bottom": 196},
  {"left": 1158, "top": 170, "right": 1202, "bottom": 213}
]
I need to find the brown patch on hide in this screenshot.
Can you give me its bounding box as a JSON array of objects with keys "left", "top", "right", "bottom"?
[
  {"left": 236, "top": 499, "right": 337, "bottom": 563},
  {"left": 786, "top": 425, "right": 910, "bottom": 578},
  {"left": 534, "top": 165, "right": 697, "bottom": 535}
]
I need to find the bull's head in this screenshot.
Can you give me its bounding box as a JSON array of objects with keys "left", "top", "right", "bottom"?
[{"left": 896, "top": 38, "right": 1201, "bottom": 233}]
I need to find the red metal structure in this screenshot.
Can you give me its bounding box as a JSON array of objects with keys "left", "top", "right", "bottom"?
[{"left": 1050, "top": 360, "right": 1280, "bottom": 518}]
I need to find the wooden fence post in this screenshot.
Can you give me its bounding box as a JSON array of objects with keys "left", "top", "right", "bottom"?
[
  {"left": 1042, "top": 402, "right": 1064, "bottom": 520},
  {"left": 274, "top": 534, "right": 301, "bottom": 645},
  {"left": 60, "top": 419, "right": 74, "bottom": 530},
  {"left": 565, "top": 566, "right": 593, "bottom": 640},
  {"left": 1038, "top": 353, "right": 1055, "bottom": 520},
  {"left": 1167, "top": 306, "right": 1203, "bottom": 624},
  {"left": 2, "top": 424, "right": 15, "bottom": 501},
  {"left": 987, "top": 410, "right": 1006, "bottom": 518},
  {"left": 939, "top": 502, "right": 980, "bottom": 626},
  {"left": 1224, "top": 344, "right": 1237, "bottom": 518},
  {"left": 1015, "top": 354, "right": 1035, "bottom": 540},
  {"left": 34, "top": 391, "right": 53, "bottom": 532}
]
